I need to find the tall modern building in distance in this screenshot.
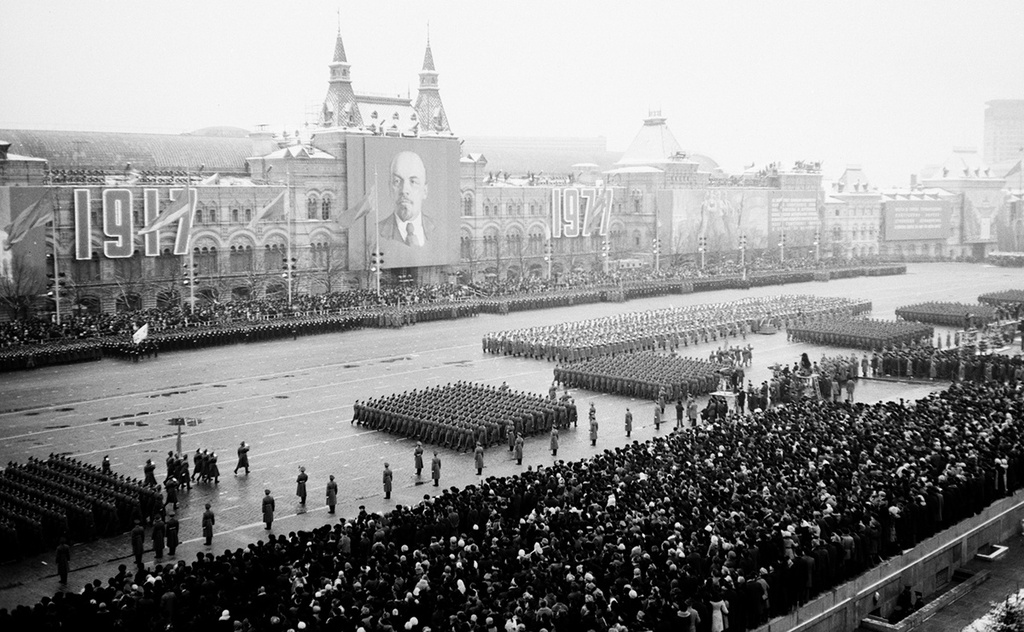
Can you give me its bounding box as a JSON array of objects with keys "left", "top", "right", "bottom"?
[{"left": 983, "top": 100, "right": 1024, "bottom": 164}]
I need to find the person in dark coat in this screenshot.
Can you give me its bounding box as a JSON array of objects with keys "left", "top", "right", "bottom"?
[
  {"left": 589, "top": 416, "right": 598, "bottom": 446},
  {"left": 234, "top": 441, "right": 249, "bottom": 475},
  {"left": 326, "top": 475, "right": 338, "bottom": 514},
  {"left": 208, "top": 452, "right": 220, "bottom": 484},
  {"left": 164, "top": 476, "right": 179, "bottom": 510},
  {"left": 165, "top": 513, "right": 179, "bottom": 556},
  {"left": 55, "top": 538, "right": 71, "bottom": 584},
  {"left": 474, "top": 444, "right": 485, "bottom": 475},
  {"left": 131, "top": 520, "right": 145, "bottom": 567},
  {"left": 151, "top": 515, "right": 165, "bottom": 559},
  {"left": 550, "top": 427, "right": 559, "bottom": 456},
  {"left": 262, "top": 489, "right": 275, "bottom": 529},
  {"left": 383, "top": 463, "right": 394, "bottom": 499},
  {"left": 296, "top": 466, "right": 308, "bottom": 504},
  {"left": 101, "top": 456, "right": 112, "bottom": 475},
  {"left": 514, "top": 434, "right": 524, "bottom": 465},
  {"left": 143, "top": 460, "right": 157, "bottom": 487},
  {"left": 625, "top": 408, "right": 633, "bottom": 437},
  {"left": 431, "top": 452, "right": 441, "bottom": 487},
  {"left": 201, "top": 504, "right": 214, "bottom": 546},
  {"left": 414, "top": 441, "right": 424, "bottom": 477}
]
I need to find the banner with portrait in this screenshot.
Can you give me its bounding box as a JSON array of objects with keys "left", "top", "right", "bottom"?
[{"left": 345, "top": 136, "right": 461, "bottom": 269}]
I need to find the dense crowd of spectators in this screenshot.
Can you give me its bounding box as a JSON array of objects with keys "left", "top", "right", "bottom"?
[{"left": 4, "top": 374, "right": 1023, "bottom": 631}]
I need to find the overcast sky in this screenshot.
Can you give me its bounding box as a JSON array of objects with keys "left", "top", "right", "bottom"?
[{"left": 2, "top": 0, "right": 1022, "bottom": 187}]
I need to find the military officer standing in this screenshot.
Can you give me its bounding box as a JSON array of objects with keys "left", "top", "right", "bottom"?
[
  {"left": 262, "top": 489, "right": 275, "bottom": 529},
  {"left": 296, "top": 466, "right": 308, "bottom": 505},
  {"left": 326, "top": 475, "right": 338, "bottom": 514},
  {"left": 383, "top": 463, "right": 394, "bottom": 499},
  {"left": 431, "top": 452, "right": 441, "bottom": 487},
  {"left": 624, "top": 408, "right": 633, "bottom": 438},
  {"left": 414, "top": 442, "right": 424, "bottom": 477}
]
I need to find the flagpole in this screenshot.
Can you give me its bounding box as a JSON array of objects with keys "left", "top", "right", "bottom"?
[
  {"left": 186, "top": 170, "right": 195, "bottom": 312},
  {"left": 374, "top": 167, "right": 381, "bottom": 297},
  {"left": 51, "top": 193, "right": 62, "bottom": 326},
  {"left": 286, "top": 171, "right": 293, "bottom": 308}
]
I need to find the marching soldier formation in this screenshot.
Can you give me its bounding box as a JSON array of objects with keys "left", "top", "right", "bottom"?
[
  {"left": 788, "top": 318, "right": 933, "bottom": 350},
  {"left": 482, "top": 295, "right": 869, "bottom": 362},
  {"left": 352, "top": 381, "right": 577, "bottom": 451},
  {"left": 554, "top": 351, "right": 725, "bottom": 401}
]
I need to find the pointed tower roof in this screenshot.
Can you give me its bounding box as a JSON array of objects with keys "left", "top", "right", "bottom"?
[
  {"left": 616, "top": 112, "right": 684, "bottom": 165},
  {"left": 415, "top": 34, "right": 451, "bottom": 135},
  {"left": 333, "top": 29, "right": 348, "bottom": 63},
  {"left": 319, "top": 28, "right": 362, "bottom": 129},
  {"left": 422, "top": 38, "right": 435, "bottom": 71}
]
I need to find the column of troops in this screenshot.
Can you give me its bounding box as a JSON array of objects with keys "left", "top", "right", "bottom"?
[
  {"left": 478, "top": 290, "right": 605, "bottom": 314},
  {"left": 554, "top": 352, "right": 724, "bottom": 401},
  {"left": 0, "top": 455, "right": 162, "bottom": 562},
  {"left": 482, "top": 295, "right": 870, "bottom": 362},
  {"left": 895, "top": 302, "right": 997, "bottom": 327},
  {"left": 866, "top": 344, "right": 1024, "bottom": 383},
  {"left": 788, "top": 318, "right": 933, "bottom": 350},
  {"left": 352, "top": 381, "right": 576, "bottom": 451}
]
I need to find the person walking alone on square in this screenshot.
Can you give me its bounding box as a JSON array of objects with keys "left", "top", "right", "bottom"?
[
  {"left": 326, "top": 475, "right": 338, "bottom": 514},
  {"left": 414, "top": 442, "right": 424, "bottom": 477},
  {"left": 382, "top": 463, "right": 393, "bottom": 500},
  {"left": 151, "top": 514, "right": 165, "bottom": 560},
  {"left": 624, "top": 408, "right": 633, "bottom": 438},
  {"left": 201, "top": 503, "right": 214, "bottom": 546},
  {"left": 130, "top": 520, "right": 145, "bottom": 568},
  {"left": 550, "top": 427, "right": 559, "bottom": 457},
  {"left": 589, "top": 415, "right": 599, "bottom": 446},
  {"left": 431, "top": 452, "right": 441, "bottom": 487},
  {"left": 474, "top": 443, "right": 485, "bottom": 475},
  {"left": 55, "top": 538, "right": 70, "bottom": 585},
  {"left": 262, "top": 489, "right": 275, "bottom": 529},
  {"left": 234, "top": 441, "right": 249, "bottom": 475},
  {"left": 296, "top": 466, "right": 308, "bottom": 505},
  {"left": 166, "top": 512, "right": 179, "bottom": 556},
  {"left": 514, "top": 433, "right": 524, "bottom": 465}
]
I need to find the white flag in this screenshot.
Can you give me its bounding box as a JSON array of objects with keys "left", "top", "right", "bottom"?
[{"left": 132, "top": 324, "right": 149, "bottom": 344}]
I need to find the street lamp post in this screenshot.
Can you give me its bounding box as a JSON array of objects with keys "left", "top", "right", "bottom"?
[
  {"left": 652, "top": 237, "right": 661, "bottom": 271},
  {"left": 739, "top": 234, "right": 747, "bottom": 267},
  {"left": 183, "top": 258, "right": 197, "bottom": 312},
  {"left": 601, "top": 238, "right": 610, "bottom": 275},
  {"left": 698, "top": 234, "right": 707, "bottom": 270},
  {"left": 282, "top": 257, "right": 298, "bottom": 307},
  {"left": 779, "top": 229, "right": 787, "bottom": 264},
  {"left": 813, "top": 230, "right": 821, "bottom": 262},
  {"left": 369, "top": 250, "right": 383, "bottom": 296},
  {"left": 544, "top": 241, "right": 553, "bottom": 280}
]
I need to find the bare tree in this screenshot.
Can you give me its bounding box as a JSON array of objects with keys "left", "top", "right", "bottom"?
[
  {"left": 309, "top": 237, "right": 349, "bottom": 295},
  {"left": 110, "top": 255, "right": 151, "bottom": 311},
  {"left": 0, "top": 251, "right": 47, "bottom": 320}
]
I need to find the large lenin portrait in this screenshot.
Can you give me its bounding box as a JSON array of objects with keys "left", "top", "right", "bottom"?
[{"left": 348, "top": 136, "right": 460, "bottom": 269}]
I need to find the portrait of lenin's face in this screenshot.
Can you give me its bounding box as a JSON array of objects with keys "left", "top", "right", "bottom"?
[{"left": 390, "top": 151, "right": 428, "bottom": 223}]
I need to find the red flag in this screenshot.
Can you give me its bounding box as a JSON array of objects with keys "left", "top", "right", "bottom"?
[
  {"left": 140, "top": 188, "right": 194, "bottom": 235},
  {"left": 247, "top": 189, "right": 286, "bottom": 230},
  {"left": 2, "top": 188, "right": 51, "bottom": 245},
  {"left": 346, "top": 184, "right": 376, "bottom": 224}
]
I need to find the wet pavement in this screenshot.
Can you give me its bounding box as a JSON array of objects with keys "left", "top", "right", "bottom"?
[{"left": 2, "top": 261, "right": 1024, "bottom": 616}]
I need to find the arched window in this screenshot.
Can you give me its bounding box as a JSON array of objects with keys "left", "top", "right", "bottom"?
[
  {"left": 245, "top": 208, "right": 252, "bottom": 224},
  {"left": 231, "top": 208, "right": 239, "bottom": 224},
  {"left": 321, "top": 196, "right": 332, "bottom": 220},
  {"left": 229, "top": 245, "right": 253, "bottom": 273},
  {"left": 462, "top": 195, "right": 474, "bottom": 216},
  {"left": 194, "top": 207, "right": 204, "bottom": 225},
  {"left": 460, "top": 235, "right": 473, "bottom": 260},
  {"left": 832, "top": 226, "right": 842, "bottom": 241},
  {"left": 307, "top": 195, "right": 318, "bottom": 220}
]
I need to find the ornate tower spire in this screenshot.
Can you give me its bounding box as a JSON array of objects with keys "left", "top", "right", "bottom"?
[
  {"left": 320, "top": 27, "right": 362, "bottom": 128},
  {"left": 414, "top": 31, "right": 450, "bottom": 134}
]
